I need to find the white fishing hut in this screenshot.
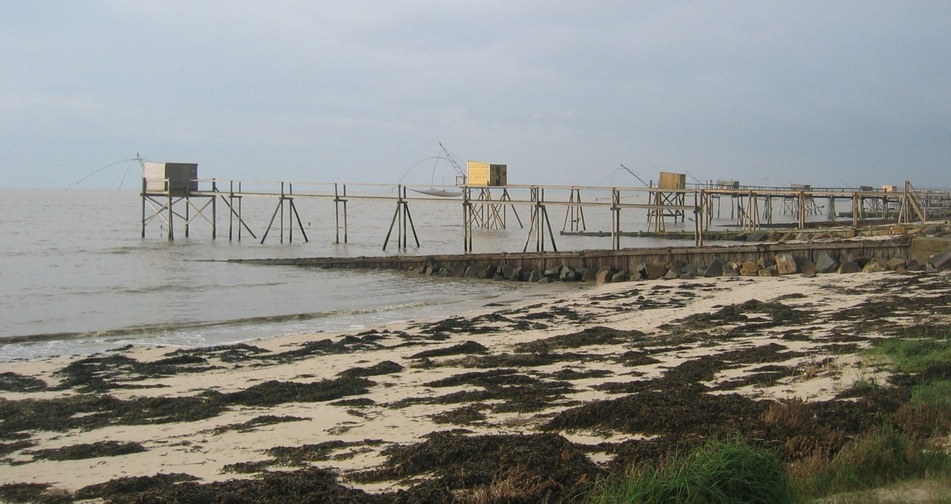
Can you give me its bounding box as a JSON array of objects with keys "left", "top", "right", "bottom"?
[{"left": 144, "top": 162, "right": 198, "bottom": 196}]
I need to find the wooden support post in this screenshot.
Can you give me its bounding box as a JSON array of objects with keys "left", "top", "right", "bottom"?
[
  {"left": 500, "top": 189, "right": 522, "bottom": 228},
  {"left": 611, "top": 188, "right": 621, "bottom": 250},
  {"left": 287, "top": 184, "right": 309, "bottom": 244},
  {"left": 522, "top": 187, "right": 556, "bottom": 252},
  {"left": 334, "top": 183, "right": 349, "bottom": 244},
  {"left": 140, "top": 178, "right": 146, "bottom": 239},
  {"left": 228, "top": 181, "right": 234, "bottom": 241},
  {"left": 211, "top": 180, "right": 217, "bottom": 239},
  {"left": 383, "top": 185, "right": 419, "bottom": 251},
  {"left": 463, "top": 187, "right": 473, "bottom": 253},
  {"left": 798, "top": 192, "right": 806, "bottom": 229},
  {"left": 852, "top": 193, "right": 860, "bottom": 227},
  {"left": 562, "top": 188, "right": 586, "bottom": 233},
  {"left": 695, "top": 190, "right": 703, "bottom": 247},
  {"left": 167, "top": 185, "right": 174, "bottom": 241}
]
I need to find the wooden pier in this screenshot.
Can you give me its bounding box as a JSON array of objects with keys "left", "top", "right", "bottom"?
[{"left": 141, "top": 172, "right": 951, "bottom": 253}]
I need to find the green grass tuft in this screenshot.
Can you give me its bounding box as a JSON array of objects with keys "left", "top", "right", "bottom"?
[
  {"left": 586, "top": 440, "right": 793, "bottom": 504},
  {"left": 872, "top": 326, "right": 951, "bottom": 374},
  {"left": 792, "top": 423, "right": 951, "bottom": 499}
]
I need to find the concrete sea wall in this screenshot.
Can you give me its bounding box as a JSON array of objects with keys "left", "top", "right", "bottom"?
[{"left": 239, "top": 236, "right": 951, "bottom": 282}]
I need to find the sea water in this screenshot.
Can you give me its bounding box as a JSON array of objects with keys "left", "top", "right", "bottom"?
[{"left": 0, "top": 187, "right": 700, "bottom": 361}]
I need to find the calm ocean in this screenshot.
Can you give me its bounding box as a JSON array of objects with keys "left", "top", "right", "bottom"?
[{"left": 0, "top": 187, "right": 697, "bottom": 361}]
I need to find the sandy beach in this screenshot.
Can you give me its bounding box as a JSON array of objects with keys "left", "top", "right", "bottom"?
[{"left": 2, "top": 269, "right": 950, "bottom": 502}]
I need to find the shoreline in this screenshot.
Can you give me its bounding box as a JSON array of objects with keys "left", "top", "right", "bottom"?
[{"left": 2, "top": 270, "right": 950, "bottom": 501}]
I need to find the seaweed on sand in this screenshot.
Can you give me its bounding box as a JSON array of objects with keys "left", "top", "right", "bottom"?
[
  {"left": 408, "top": 341, "right": 488, "bottom": 359},
  {"left": 0, "top": 482, "right": 71, "bottom": 504},
  {"left": 265, "top": 335, "right": 384, "bottom": 363},
  {"left": 431, "top": 404, "right": 488, "bottom": 425},
  {"left": 52, "top": 353, "right": 215, "bottom": 392},
  {"left": 546, "top": 367, "right": 614, "bottom": 381},
  {"left": 210, "top": 415, "right": 309, "bottom": 435},
  {"left": 515, "top": 326, "right": 647, "bottom": 353},
  {"left": 7, "top": 392, "right": 231, "bottom": 434},
  {"left": 337, "top": 360, "right": 403, "bottom": 378},
  {"left": 423, "top": 368, "right": 536, "bottom": 388},
  {"left": 660, "top": 299, "right": 810, "bottom": 336},
  {"left": 543, "top": 389, "right": 769, "bottom": 438},
  {"left": 165, "top": 343, "right": 269, "bottom": 363},
  {"left": 712, "top": 366, "right": 796, "bottom": 391},
  {"left": 73, "top": 473, "right": 197, "bottom": 500},
  {"left": 0, "top": 395, "right": 122, "bottom": 435},
  {"left": 114, "top": 395, "right": 226, "bottom": 425},
  {"left": 595, "top": 344, "right": 801, "bottom": 395},
  {"left": 354, "top": 431, "right": 599, "bottom": 502},
  {"left": 0, "top": 375, "right": 373, "bottom": 437},
  {"left": 78, "top": 468, "right": 384, "bottom": 504},
  {"left": 264, "top": 440, "right": 385, "bottom": 466},
  {"left": 416, "top": 316, "right": 502, "bottom": 337},
  {"left": 26, "top": 440, "right": 146, "bottom": 461},
  {"left": 0, "top": 372, "right": 47, "bottom": 392},
  {"left": 394, "top": 371, "right": 573, "bottom": 414},
  {"left": 445, "top": 351, "right": 588, "bottom": 369},
  {"left": 0, "top": 439, "right": 35, "bottom": 457},
  {"left": 218, "top": 376, "right": 375, "bottom": 407}
]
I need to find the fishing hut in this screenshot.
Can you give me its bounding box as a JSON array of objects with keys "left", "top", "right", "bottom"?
[
  {"left": 141, "top": 162, "right": 218, "bottom": 241},
  {"left": 465, "top": 161, "right": 518, "bottom": 227},
  {"left": 647, "top": 172, "right": 688, "bottom": 232}
]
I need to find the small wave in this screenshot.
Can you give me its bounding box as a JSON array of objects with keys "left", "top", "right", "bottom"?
[{"left": 0, "top": 300, "right": 442, "bottom": 347}]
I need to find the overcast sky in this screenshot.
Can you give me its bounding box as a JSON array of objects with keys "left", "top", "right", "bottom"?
[{"left": 2, "top": 1, "right": 949, "bottom": 190}]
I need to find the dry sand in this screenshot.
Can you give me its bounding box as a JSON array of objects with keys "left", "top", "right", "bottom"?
[{"left": 2, "top": 270, "right": 950, "bottom": 500}]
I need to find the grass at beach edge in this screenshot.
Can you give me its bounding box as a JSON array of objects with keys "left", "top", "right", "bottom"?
[{"left": 581, "top": 325, "right": 951, "bottom": 504}]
